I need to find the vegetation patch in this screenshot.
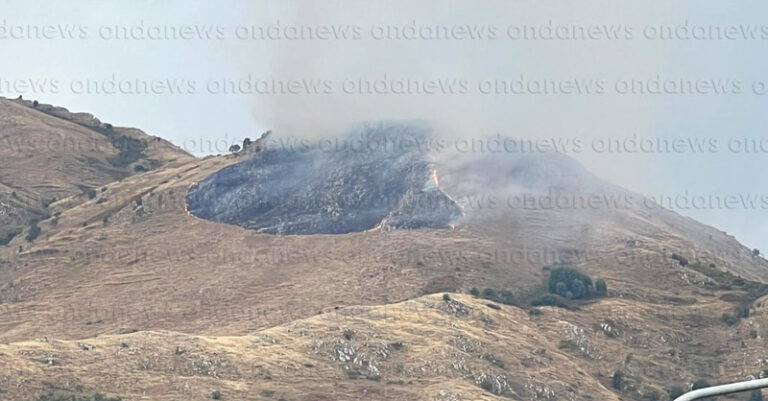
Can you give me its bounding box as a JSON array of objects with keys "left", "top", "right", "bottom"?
[
  {"left": 469, "top": 287, "right": 519, "bottom": 306},
  {"left": 529, "top": 293, "right": 571, "bottom": 309},
  {"left": 670, "top": 253, "right": 689, "bottom": 266},
  {"left": 36, "top": 392, "right": 122, "bottom": 401},
  {"left": 77, "top": 185, "right": 97, "bottom": 200},
  {"left": 0, "top": 231, "right": 18, "bottom": 246},
  {"left": 25, "top": 222, "right": 41, "bottom": 242},
  {"left": 547, "top": 267, "right": 607, "bottom": 300}
]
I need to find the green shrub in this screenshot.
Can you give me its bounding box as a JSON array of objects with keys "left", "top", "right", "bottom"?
[
  {"left": 671, "top": 253, "right": 689, "bottom": 266},
  {"left": 692, "top": 379, "right": 710, "bottom": 390},
  {"left": 554, "top": 281, "right": 568, "bottom": 297},
  {"left": 751, "top": 390, "right": 764, "bottom": 401},
  {"left": 475, "top": 288, "right": 517, "bottom": 306},
  {"left": 469, "top": 287, "right": 480, "bottom": 296},
  {"left": 668, "top": 385, "right": 685, "bottom": 399},
  {"left": 211, "top": 390, "right": 222, "bottom": 400},
  {"left": 595, "top": 279, "right": 608, "bottom": 296},
  {"left": 25, "top": 223, "right": 41, "bottom": 242},
  {"left": 737, "top": 303, "right": 750, "bottom": 318},
  {"left": 36, "top": 392, "right": 122, "bottom": 401},
  {"left": 78, "top": 185, "right": 97, "bottom": 200},
  {"left": 611, "top": 370, "right": 624, "bottom": 390},
  {"left": 721, "top": 313, "right": 739, "bottom": 326},
  {"left": 0, "top": 231, "right": 18, "bottom": 246},
  {"left": 547, "top": 267, "right": 600, "bottom": 300},
  {"left": 530, "top": 293, "right": 570, "bottom": 309},
  {"left": 497, "top": 290, "right": 516, "bottom": 305},
  {"left": 107, "top": 135, "right": 146, "bottom": 167},
  {"left": 482, "top": 353, "right": 506, "bottom": 369}
]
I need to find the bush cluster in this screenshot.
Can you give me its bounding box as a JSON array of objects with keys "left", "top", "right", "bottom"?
[
  {"left": 25, "top": 223, "right": 41, "bottom": 242},
  {"left": 469, "top": 287, "right": 517, "bottom": 306},
  {"left": 547, "top": 267, "right": 607, "bottom": 300},
  {"left": 671, "top": 253, "right": 689, "bottom": 266}
]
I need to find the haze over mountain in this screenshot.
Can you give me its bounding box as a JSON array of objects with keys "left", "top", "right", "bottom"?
[{"left": 1, "top": 101, "right": 767, "bottom": 400}]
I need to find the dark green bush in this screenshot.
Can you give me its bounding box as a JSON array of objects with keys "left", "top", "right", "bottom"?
[
  {"left": 692, "top": 379, "right": 710, "bottom": 390},
  {"left": 475, "top": 288, "right": 517, "bottom": 306},
  {"left": 611, "top": 370, "right": 624, "bottom": 390},
  {"left": 547, "top": 267, "right": 601, "bottom": 300},
  {"left": 36, "top": 392, "right": 122, "bottom": 401},
  {"left": 25, "top": 223, "right": 41, "bottom": 242},
  {"left": 669, "top": 385, "right": 685, "bottom": 399},
  {"left": 107, "top": 136, "right": 146, "bottom": 167},
  {"left": 721, "top": 313, "right": 739, "bottom": 326},
  {"left": 737, "top": 303, "right": 750, "bottom": 318},
  {"left": 78, "top": 185, "right": 97, "bottom": 200},
  {"left": 671, "top": 253, "right": 689, "bottom": 266},
  {"left": 595, "top": 279, "right": 608, "bottom": 296},
  {"left": 482, "top": 288, "right": 497, "bottom": 299},
  {"left": 0, "top": 231, "right": 18, "bottom": 246},
  {"left": 469, "top": 287, "right": 480, "bottom": 296},
  {"left": 530, "top": 293, "right": 570, "bottom": 309}
]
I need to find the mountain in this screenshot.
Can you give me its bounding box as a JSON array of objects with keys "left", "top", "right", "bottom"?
[
  {"left": 0, "top": 108, "right": 767, "bottom": 401},
  {"left": 0, "top": 97, "right": 194, "bottom": 245}
]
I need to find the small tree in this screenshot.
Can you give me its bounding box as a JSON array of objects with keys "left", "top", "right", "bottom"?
[
  {"left": 751, "top": 390, "right": 764, "bottom": 401},
  {"left": 25, "top": 223, "right": 41, "bottom": 242},
  {"left": 571, "top": 279, "right": 586, "bottom": 299},
  {"left": 482, "top": 288, "right": 497, "bottom": 299},
  {"left": 669, "top": 385, "right": 685, "bottom": 399},
  {"left": 595, "top": 279, "right": 608, "bottom": 297},
  {"left": 754, "top": 249, "right": 761, "bottom": 257},
  {"left": 692, "top": 379, "right": 710, "bottom": 391},
  {"left": 498, "top": 290, "right": 516, "bottom": 305},
  {"left": 555, "top": 282, "right": 568, "bottom": 298},
  {"left": 671, "top": 253, "right": 689, "bottom": 266},
  {"left": 228, "top": 144, "right": 241, "bottom": 153},
  {"left": 470, "top": 287, "right": 480, "bottom": 296},
  {"left": 611, "top": 370, "right": 624, "bottom": 390}
]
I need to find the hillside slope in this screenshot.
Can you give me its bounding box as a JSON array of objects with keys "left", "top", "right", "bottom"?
[
  {"left": 0, "top": 97, "right": 193, "bottom": 243},
  {"left": 0, "top": 115, "right": 767, "bottom": 400}
]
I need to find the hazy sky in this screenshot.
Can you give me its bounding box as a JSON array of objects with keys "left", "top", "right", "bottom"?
[{"left": 1, "top": 0, "right": 765, "bottom": 251}]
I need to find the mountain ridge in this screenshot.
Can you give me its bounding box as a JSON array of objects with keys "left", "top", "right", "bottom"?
[{"left": 1, "top": 105, "right": 767, "bottom": 400}]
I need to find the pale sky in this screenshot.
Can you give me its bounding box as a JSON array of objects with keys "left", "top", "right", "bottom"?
[{"left": 1, "top": 0, "right": 765, "bottom": 251}]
